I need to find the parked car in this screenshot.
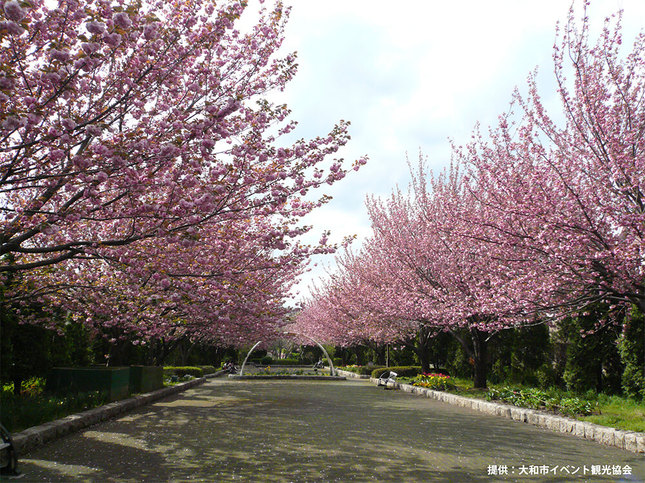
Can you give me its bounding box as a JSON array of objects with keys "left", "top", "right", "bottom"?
[{"left": 0, "top": 424, "right": 18, "bottom": 476}]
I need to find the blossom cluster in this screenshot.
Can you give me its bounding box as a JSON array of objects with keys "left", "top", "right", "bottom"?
[{"left": 0, "top": 0, "right": 365, "bottom": 346}]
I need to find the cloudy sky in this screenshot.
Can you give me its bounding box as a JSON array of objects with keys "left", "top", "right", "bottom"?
[{"left": 250, "top": 0, "right": 645, "bottom": 303}]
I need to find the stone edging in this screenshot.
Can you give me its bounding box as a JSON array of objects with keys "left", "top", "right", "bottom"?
[
  {"left": 335, "top": 369, "right": 370, "bottom": 379},
  {"left": 228, "top": 375, "right": 346, "bottom": 380},
  {"left": 13, "top": 377, "right": 207, "bottom": 455},
  {"left": 370, "top": 378, "right": 645, "bottom": 454}
]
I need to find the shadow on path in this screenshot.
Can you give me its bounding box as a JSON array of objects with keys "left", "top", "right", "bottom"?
[{"left": 15, "top": 379, "right": 645, "bottom": 482}]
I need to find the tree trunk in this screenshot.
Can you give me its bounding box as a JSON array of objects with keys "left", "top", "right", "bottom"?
[
  {"left": 374, "top": 344, "right": 386, "bottom": 365},
  {"left": 12, "top": 376, "right": 22, "bottom": 396},
  {"left": 416, "top": 344, "right": 431, "bottom": 373},
  {"left": 449, "top": 327, "right": 489, "bottom": 389},
  {"left": 149, "top": 338, "right": 180, "bottom": 366},
  {"left": 471, "top": 327, "right": 488, "bottom": 389},
  {"left": 415, "top": 325, "right": 432, "bottom": 373},
  {"left": 367, "top": 341, "right": 386, "bottom": 365},
  {"left": 178, "top": 340, "right": 195, "bottom": 366}
]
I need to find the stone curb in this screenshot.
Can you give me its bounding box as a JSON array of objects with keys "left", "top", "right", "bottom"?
[
  {"left": 335, "top": 369, "right": 370, "bottom": 379},
  {"left": 13, "top": 377, "right": 207, "bottom": 455},
  {"left": 228, "top": 375, "right": 346, "bottom": 380},
  {"left": 205, "top": 370, "right": 226, "bottom": 378},
  {"left": 370, "top": 378, "right": 645, "bottom": 454}
]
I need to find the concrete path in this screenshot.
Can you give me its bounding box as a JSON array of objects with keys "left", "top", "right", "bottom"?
[{"left": 16, "top": 379, "right": 645, "bottom": 482}]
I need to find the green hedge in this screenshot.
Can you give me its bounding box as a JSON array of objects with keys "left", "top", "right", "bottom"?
[
  {"left": 267, "top": 358, "right": 301, "bottom": 366},
  {"left": 198, "top": 365, "right": 217, "bottom": 375},
  {"left": 371, "top": 366, "right": 422, "bottom": 379},
  {"left": 339, "top": 365, "right": 388, "bottom": 376},
  {"left": 163, "top": 366, "right": 203, "bottom": 378},
  {"left": 338, "top": 365, "right": 385, "bottom": 376}
]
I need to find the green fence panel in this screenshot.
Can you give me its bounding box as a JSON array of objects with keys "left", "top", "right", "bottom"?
[
  {"left": 47, "top": 367, "right": 130, "bottom": 401},
  {"left": 129, "top": 366, "right": 163, "bottom": 393}
]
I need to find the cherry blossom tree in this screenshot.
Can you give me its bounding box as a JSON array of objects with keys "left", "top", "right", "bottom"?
[
  {"left": 0, "top": 0, "right": 361, "bottom": 273},
  {"left": 293, "top": 246, "right": 410, "bottom": 349},
  {"left": 458, "top": 2, "right": 645, "bottom": 317},
  {"left": 365, "top": 161, "right": 535, "bottom": 386},
  {"left": 297, "top": 2, "right": 644, "bottom": 387},
  {"left": 0, "top": 0, "right": 366, "bottom": 349}
]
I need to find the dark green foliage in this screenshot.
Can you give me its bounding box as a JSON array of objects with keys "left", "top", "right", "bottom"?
[
  {"left": 3, "top": 322, "right": 50, "bottom": 395},
  {"left": 488, "top": 324, "right": 551, "bottom": 386},
  {"left": 0, "top": 385, "right": 108, "bottom": 433},
  {"left": 388, "top": 345, "right": 417, "bottom": 366},
  {"left": 535, "top": 363, "right": 559, "bottom": 389},
  {"left": 298, "top": 345, "right": 323, "bottom": 364},
  {"left": 260, "top": 356, "right": 273, "bottom": 365},
  {"left": 50, "top": 321, "right": 93, "bottom": 367},
  {"left": 618, "top": 307, "right": 645, "bottom": 400},
  {"left": 406, "top": 326, "right": 453, "bottom": 374},
  {"left": 1, "top": 299, "right": 94, "bottom": 395},
  {"left": 332, "top": 346, "right": 354, "bottom": 365},
  {"left": 345, "top": 345, "right": 369, "bottom": 365},
  {"left": 444, "top": 335, "right": 473, "bottom": 378},
  {"left": 253, "top": 349, "right": 268, "bottom": 359},
  {"left": 558, "top": 306, "right": 623, "bottom": 394},
  {"left": 509, "top": 324, "right": 551, "bottom": 385}
]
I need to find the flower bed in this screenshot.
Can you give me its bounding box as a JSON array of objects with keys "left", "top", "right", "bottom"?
[{"left": 411, "top": 373, "right": 454, "bottom": 391}]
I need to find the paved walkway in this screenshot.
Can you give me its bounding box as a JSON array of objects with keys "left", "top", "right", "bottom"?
[{"left": 17, "top": 379, "right": 645, "bottom": 482}]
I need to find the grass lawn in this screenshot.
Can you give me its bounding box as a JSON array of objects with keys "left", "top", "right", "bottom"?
[
  {"left": 398, "top": 376, "right": 645, "bottom": 433},
  {"left": 579, "top": 394, "right": 645, "bottom": 432}
]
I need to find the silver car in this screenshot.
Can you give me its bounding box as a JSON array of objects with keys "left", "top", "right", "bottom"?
[{"left": 0, "top": 424, "right": 18, "bottom": 476}]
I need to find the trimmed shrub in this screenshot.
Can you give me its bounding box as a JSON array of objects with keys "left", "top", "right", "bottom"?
[
  {"left": 370, "top": 366, "right": 421, "bottom": 379},
  {"left": 268, "top": 358, "right": 301, "bottom": 366},
  {"left": 339, "top": 365, "right": 386, "bottom": 376},
  {"left": 337, "top": 365, "right": 360, "bottom": 374},
  {"left": 198, "top": 365, "right": 217, "bottom": 375},
  {"left": 163, "top": 366, "right": 203, "bottom": 378},
  {"left": 260, "top": 356, "right": 273, "bottom": 365}
]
